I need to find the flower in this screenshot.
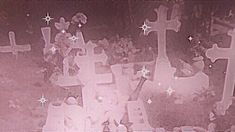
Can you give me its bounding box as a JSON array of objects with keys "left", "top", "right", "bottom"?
[{"left": 71, "top": 12, "right": 87, "bottom": 25}]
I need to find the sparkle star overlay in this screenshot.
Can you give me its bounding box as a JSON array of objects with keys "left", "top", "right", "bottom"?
[
  {"left": 188, "top": 36, "right": 193, "bottom": 41},
  {"left": 43, "top": 12, "right": 54, "bottom": 25},
  {"left": 166, "top": 86, "right": 175, "bottom": 96},
  {"left": 61, "top": 30, "right": 66, "bottom": 33},
  {"left": 69, "top": 35, "right": 79, "bottom": 43},
  {"left": 38, "top": 94, "right": 47, "bottom": 107},
  {"left": 147, "top": 98, "right": 152, "bottom": 104},
  {"left": 140, "top": 66, "right": 150, "bottom": 78},
  {"left": 50, "top": 46, "right": 56, "bottom": 54},
  {"left": 140, "top": 22, "right": 151, "bottom": 35}
]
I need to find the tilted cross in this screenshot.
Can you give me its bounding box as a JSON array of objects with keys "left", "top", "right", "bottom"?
[
  {"left": 0, "top": 31, "right": 31, "bottom": 58},
  {"left": 206, "top": 29, "right": 235, "bottom": 114}
]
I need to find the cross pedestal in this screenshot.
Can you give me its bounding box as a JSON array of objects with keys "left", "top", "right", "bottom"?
[
  {"left": 206, "top": 29, "right": 235, "bottom": 115},
  {"left": 145, "top": 5, "right": 181, "bottom": 87},
  {"left": 0, "top": 31, "right": 31, "bottom": 58},
  {"left": 41, "top": 27, "right": 52, "bottom": 54},
  {"left": 127, "top": 99, "right": 153, "bottom": 131}
]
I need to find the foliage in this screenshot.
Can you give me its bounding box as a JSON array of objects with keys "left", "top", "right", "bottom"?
[{"left": 97, "top": 35, "right": 140, "bottom": 65}]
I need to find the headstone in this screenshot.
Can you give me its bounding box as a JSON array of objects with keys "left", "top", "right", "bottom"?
[
  {"left": 206, "top": 29, "right": 235, "bottom": 115},
  {"left": 127, "top": 99, "right": 153, "bottom": 131},
  {"left": 64, "top": 102, "right": 86, "bottom": 132},
  {"left": 111, "top": 64, "right": 133, "bottom": 96},
  {"left": 0, "top": 31, "right": 31, "bottom": 58},
  {"left": 42, "top": 102, "right": 65, "bottom": 132},
  {"left": 145, "top": 5, "right": 181, "bottom": 86}
]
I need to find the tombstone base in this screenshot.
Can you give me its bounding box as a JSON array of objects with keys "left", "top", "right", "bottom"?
[{"left": 52, "top": 75, "right": 82, "bottom": 87}]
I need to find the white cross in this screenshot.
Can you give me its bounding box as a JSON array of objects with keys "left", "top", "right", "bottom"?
[
  {"left": 206, "top": 29, "right": 235, "bottom": 114},
  {"left": 0, "top": 31, "right": 31, "bottom": 59}
]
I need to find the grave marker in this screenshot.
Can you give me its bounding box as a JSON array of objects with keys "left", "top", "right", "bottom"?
[
  {"left": 0, "top": 31, "right": 31, "bottom": 58},
  {"left": 206, "top": 29, "right": 235, "bottom": 114},
  {"left": 41, "top": 27, "right": 52, "bottom": 54},
  {"left": 127, "top": 99, "right": 153, "bottom": 131},
  {"left": 75, "top": 41, "right": 112, "bottom": 85},
  {"left": 145, "top": 5, "right": 181, "bottom": 85}
]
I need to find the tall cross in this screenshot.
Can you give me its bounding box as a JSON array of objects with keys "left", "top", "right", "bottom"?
[
  {"left": 0, "top": 31, "right": 31, "bottom": 59},
  {"left": 145, "top": 5, "right": 181, "bottom": 60},
  {"left": 206, "top": 29, "right": 235, "bottom": 114},
  {"left": 144, "top": 5, "right": 181, "bottom": 84}
]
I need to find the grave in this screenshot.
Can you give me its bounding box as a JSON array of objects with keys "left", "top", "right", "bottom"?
[
  {"left": 206, "top": 29, "right": 235, "bottom": 115},
  {"left": 75, "top": 41, "right": 114, "bottom": 131},
  {"left": 41, "top": 16, "right": 85, "bottom": 87},
  {"left": 210, "top": 17, "right": 235, "bottom": 36},
  {"left": 127, "top": 99, "right": 153, "bottom": 132},
  {"left": 0, "top": 31, "right": 31, "bottom": 58},
  {"left": 140, "top": 5, "right": 209, "bottom": 101},
  {"left": 42, "top": 101, "right": 65, "bottom": 132},
  {"left": 145, "top": 5, "right": 181, "bottom": 87}
]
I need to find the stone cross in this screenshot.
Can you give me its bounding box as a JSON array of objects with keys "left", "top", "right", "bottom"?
[
  {"left": 206, "top": 29, "right": 235, "bottom": 114},
  {"left": 75, "top": 41, "right": 112, "bottom": 85},
  {"left": 75, "top": 41, "right": 113, "bottom": 115},
  {"left": 145, "top": 5, "right": 181, "bottom": 60},
  {"left": 145, "top": 5, "right": 181, "bottom": 85},
  {"left": 0, "top": 31, "right": 31, "bottom": 58}
]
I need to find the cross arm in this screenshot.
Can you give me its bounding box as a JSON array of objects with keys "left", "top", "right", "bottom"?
[
  {"left": 166, "top": 17, "right": 181, "bottom": 32},
  {"left": 206, "top": 44, "right": 234, "bottom": 62}
]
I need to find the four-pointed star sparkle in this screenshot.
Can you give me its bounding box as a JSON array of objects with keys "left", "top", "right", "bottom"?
[
  {"left": 140, "top": 65, "right": 150, "bottom": 78},
  {"left": 188, "top": 36, "right": 193, "bottom": 41},
  {"left": 50, "top": 46, "right": 56, "bottom": 54},
  {"left": 38, "top": 94, "right": 47, "bottom": 107},
  {"left": 147, "top": 98, "right": 152, "bottom": 104},
  {"left": 43, "top": 12, "right": 54, "bottom": 25},
  {"left": 69, "top": 35, "right": 79, "bottom": 43},
  {"left": 166, "top": 86, "right": 175, "bottom": 96},
  {"left": 140, "top": 22, "right": 151, "bottom": 35}
]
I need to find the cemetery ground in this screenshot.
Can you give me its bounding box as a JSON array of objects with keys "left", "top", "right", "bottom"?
[{"left": 0, "top": 37, "right": 227, "bottom": 131}]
